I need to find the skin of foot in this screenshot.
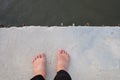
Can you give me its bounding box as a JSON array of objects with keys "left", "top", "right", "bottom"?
[
  {"left": 56, "top": 49, "right": 70, "bottom": 72},
  {"left": 32, "top": 53, "right": 46, "bottom": 79}
]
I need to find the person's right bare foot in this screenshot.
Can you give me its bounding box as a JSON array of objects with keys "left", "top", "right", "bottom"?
[{"left": 56, "top": 49, "right": 70, "bottom": 72}]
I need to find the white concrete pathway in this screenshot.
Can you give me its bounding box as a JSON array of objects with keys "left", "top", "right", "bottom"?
[{"left": 0, "top": 26, "right": 120, "bottom": 80}]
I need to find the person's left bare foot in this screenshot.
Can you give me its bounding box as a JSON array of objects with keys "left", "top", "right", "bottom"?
[{"left": 32, "top": 53, "right": 46, "bottom": 79}]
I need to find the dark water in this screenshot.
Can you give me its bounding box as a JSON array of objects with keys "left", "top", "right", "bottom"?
[{"left": 0, "top": 0, "right": 120, "bottom": 26}]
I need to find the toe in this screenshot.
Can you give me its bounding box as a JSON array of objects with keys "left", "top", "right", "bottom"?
[
  {"left": 66, "top": 52, "right": 69, "bottom": 56},
  {"left": 32, "top": 59, "right": 35, "bottom": 63},
  {"left": 62, "top": 49, "right": 65, "bottom": 54},
  {"left": 39, "top": 54, "right": 42, "bottom": 58},
  {"left": 58, "top": 49, "right": 62, "bottom": 54},
  {"left": 64, "top": 50, "right": 67, "bottom": 55},
  {"left": 35, "top": 56, "right": 38, "bottom": 60},
  {"left": 67, "top": 53, "right": 70, "bottom": 58},
  {"left": 41, "top": 53, "right": 45, "bottom": 58},
  {"left": 37, "top": 55, "right": 39, "bottom": 58},
  {"left": 59, "top": 49, "right": 62, "bottom": 53}
]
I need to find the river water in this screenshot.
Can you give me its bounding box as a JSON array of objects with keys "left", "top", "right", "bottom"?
[{"left": 0, "top": 0, "right": 120, "bottom": 26}]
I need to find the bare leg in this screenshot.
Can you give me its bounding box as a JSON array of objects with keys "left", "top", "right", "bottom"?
[{"left": 32, "top": 53, "right": 46, "bottom": 79}]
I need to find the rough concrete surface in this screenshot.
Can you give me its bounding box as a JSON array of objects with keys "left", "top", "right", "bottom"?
[{"left": 0, "top": 26, "right": 120, "bottom": 80}]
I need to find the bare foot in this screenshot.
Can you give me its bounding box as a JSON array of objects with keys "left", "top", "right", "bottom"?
[
  {"left": 56, "top": 49, "right": 70, "bottom": 72},
  {"left": 32, "top": 53, "right": 46, "bottom": 79}
]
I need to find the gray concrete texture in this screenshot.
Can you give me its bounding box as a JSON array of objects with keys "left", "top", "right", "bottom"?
[{"left": 0, "top": 27, "right": 120, "bottom": 80}]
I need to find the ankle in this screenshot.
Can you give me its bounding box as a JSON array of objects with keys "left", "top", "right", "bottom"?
[
  {"left": 57, "top": 66, "right": 67, "bottom": 72},
  {"left": 34, "top": 72, "right": 46, "bottom": 79}
]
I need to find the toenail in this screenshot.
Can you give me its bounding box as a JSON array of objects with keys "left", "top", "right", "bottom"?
[
  {"left": 64, "top": 51, "right": 67, "bottom": 53},
  {"left": 39, "top": 55, "right": 42, "bottom": 58},
  {"left": 61, "top": 50, "right": 64, "bottom": 53},
  {"left": 59, "top": 49, "right": 62, "bottom": 53},
  {"left": 42, "top": 54, "right": 45, "bottom": 57},
  {"left": 37, "top": 55, "right": 39, "bottom": 58},
  {"left": 35, "top": 57, "right": 37, "bottom": 60},
  {"left": 58, "top": 50, "right": 62, "bottom": 54},
  {"left": 63, "top": 50, "right": 65, "bottom": 53}
]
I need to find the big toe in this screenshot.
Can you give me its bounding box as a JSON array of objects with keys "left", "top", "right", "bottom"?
[{"left": 40, "top": 53, "right": 45, "bottom": 58}]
